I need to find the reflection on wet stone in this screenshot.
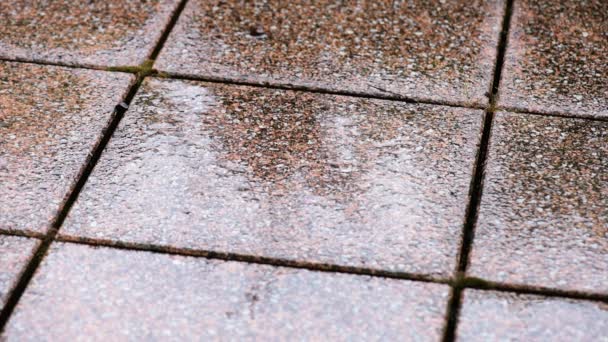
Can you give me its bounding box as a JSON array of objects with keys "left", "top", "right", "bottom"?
[{"left": 63, "top": 78, "right": 483, "bottom": 275}]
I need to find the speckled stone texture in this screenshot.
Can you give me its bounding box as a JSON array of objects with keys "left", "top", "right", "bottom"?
[
  {"left": 3, "top": 243, "right": 449, "bottom": 340},
  {"left": 0, "top": 61, "right": 133, "bottom": 233},
  {"left": 0, "top": 236, "right": 38, "bottom": 307},
  {"left": 499, "top": 0, "right": 608, "bottom": 118},
  {"left": 457, "top": 290, "right": 608, "bottom": 341},
  {"left": 469, "top": 112, "right": 607, "bottom": 293},
  {"left": 155, "top": 0, "right": 504, "bottom": 106},
  {"left": 0, "top": 0, "right": 179, "bottom": 67},
  {"left": 62, "top": 78, "right": 483, "bottom": 276}
]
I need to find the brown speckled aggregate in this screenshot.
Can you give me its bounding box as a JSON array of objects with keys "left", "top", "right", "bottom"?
[
  {"left": 499, "top": 0, "right": 608, "bottom": 118},
  {"left": 3, "top": 243, "right": 449, "bottom": 340},
  {"left": 62, "top": 78, "right": 483, "bottom": 276},
  {"left": 457, "top": 290, "right": 608, "bottom": 341},
  {"left": 0, "top": 61, "right": 133, "bottom": 233},
  {"left": 155, "top": 0, "right": 504, "bottom": 106},
  {"left": 469, "top": 112, "right": 608, "bottom": 292},
  {"left": 0, "top": 0, "right": 179, "bottom": 67},
  {"left": 0, "top": 236, "right": 38, "bottom": 307}
]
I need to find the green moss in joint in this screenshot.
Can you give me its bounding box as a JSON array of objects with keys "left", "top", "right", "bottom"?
[
  {"left": 106, "top": 65, "right": 143, "bottom": 74},
  {"left": 457, "top": 276, "right": 493, "bottom": 289},
  {"left": 139, "top": 59, "right": 155, "bottom": 76},
  {"left": 106, "top": 59, "right": 157, "bottom": 76}
]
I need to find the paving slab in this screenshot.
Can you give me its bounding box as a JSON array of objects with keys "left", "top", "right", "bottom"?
[
  {"left": 0, "top": 61, "right": 133, "bottom": 234},
  {"left": 469, "top": 112, "right": 608, "bottom": 292},
  {"left": 0, "top": 0, "right": 180, "bottom": 67},
  {"left": 155, "top": 0, "right": 504, "bottom": 106},
  {"left": 62, "top": 78, "right": 483, "bottom": 276},
  {"left": 0, "top": 236, "right": 39, "bottom": 308},
  {"left": 457, "top": 290, "right": 608, "bottom": 341},
  {"left": 498, "top": 0, "right": 608, "bottom": 118},
  {"left": 3, "top": 242, "right": 450, "bottom": 340}
]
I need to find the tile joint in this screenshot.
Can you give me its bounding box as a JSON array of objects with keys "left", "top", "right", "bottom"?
[
  {"left": 53, "top": 234, "right": 608, "bottom": 302},
  {"left": 0, "top": 0, "right": 191, "bottom": 332},
  {"left": 442, "top": 0, "right": 514, "bottom": 341}
]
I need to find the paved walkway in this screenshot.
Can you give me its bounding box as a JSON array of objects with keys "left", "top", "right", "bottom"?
[{"left": 0, "top": 0, "right": 606, "bottom": 340}]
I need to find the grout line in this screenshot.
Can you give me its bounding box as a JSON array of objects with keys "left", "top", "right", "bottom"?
[
  {"left": 1, "top": 60, "right": 604, "bottom": 123},
  {"left": 55, "top": 234, "right": 450, "bottom": 284},
  {"left": 0, "top": 100, "right": 131, "bottom": 331},
  {"left": 497, "top": 106, "right": 608, "bottom": 122},
  {"left": 0, "top": 229, "right": 45, "bottom": 240},
  {"left": 52, "top": 235, "right": 608, "bottom": 303},
  {"left": 0, "top": 0, "right": 192, "bottom": 332},
  {"left": 151, "top": 72, "right": 488, "bottom": 110},
  {"left": 455, "top": 112, "right": 495, "bottom": 274},
  {"left": 442, "top": 0, "right": 514, "bottom": 341},
  {"left": 0, "top": 55, "right": 486, "bottom": 110},
  {"left": 149, "top": 0, "right": 190, "bottom": 61},
  {"left": 460, "top": 278, "right": 608, "bottom": 303},
  {"left": 0, "top": 56, "right": 110, "bottom": 72}
]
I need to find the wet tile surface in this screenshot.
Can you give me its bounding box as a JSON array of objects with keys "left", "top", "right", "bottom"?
[
  {"left": 498, "top": 0, "right": 608, "bottom": 118},
  {"left": 0, "top": 61, "right": 133, "bottom": 233},
  {"left": 457, "top": 290, "right": 608, "bottom": 341},
  {"left": 4, "top": 242, "right": 449, "bottom": 340},
  {"left": 155, "top": 0, "right": 504, "bottom": 106},
  {"left": 62, "top": 78, "right": 483, "bottom": 276},
  {"left": 0, "top": 0, "right": 179, "bottom": 67},
  {"left": 0, "top": 236, "right": 38, "bottom": 307},
  {"left": 469, "top": 112, "right": 608, "bottom": 292}
]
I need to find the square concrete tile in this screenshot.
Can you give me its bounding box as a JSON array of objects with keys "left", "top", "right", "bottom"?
[
  {"left": 156, "top": 0, "right": 505, "bottom": 106},
  {"left": 3, "top": 242, "right": 450, "bottom": 340},
  {"left": 0, "top": 0, "right": 180, "bottom": 67},
  {"left": 62, "top": 78, "right": 483, "bottom": 276},
  {"left": 469, "top": 112, "right": 607, "bottom": 292},
  {"left": 498, "top": 0, "right": 607, "bottom": 118},
  {"left": 457, "top": 290, "right": 608, "bottom": 341},
  {"left": 0, "top": 61, "right": 133, "bottom": 233},
  {"left": 0, "top": 236, "right": 39, "bottom": 308}
]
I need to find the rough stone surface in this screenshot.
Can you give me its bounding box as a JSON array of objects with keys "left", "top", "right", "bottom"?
[
  {"left": 62, "top": 78, "right": 483, "bottom": 276},
  {"left": 0, "top": 236, "right": 39, "bottom": 308},
  {"left": 0, "top": 0, "right": 179, "bottom": 67},
  {"left": 499, "top": 0, "right": 608, "bottom": 118},
  {"left": 0, "top": 61, "right": 133, "bottom": 233},
  {"left": 457, "top": 290, "right": 608, "bottom": 341},
  {"left": 4, "top": 243, "right": 450, "bottom": 340},
  {"left": 469, "top": 112, "right": 608, "bottom": 292},
  {"left": 155, "top": 0, "right": 504, "bottom": 106}
]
